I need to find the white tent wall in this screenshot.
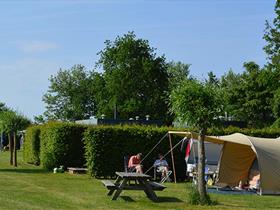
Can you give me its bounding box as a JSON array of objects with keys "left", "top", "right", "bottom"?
[{"left": 188, "top": 141, "right": 222, "bottom": 166}]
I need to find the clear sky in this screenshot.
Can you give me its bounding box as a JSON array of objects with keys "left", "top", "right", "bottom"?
[{"left": 0, "top": 0, "right": 275, "bottom": 119}]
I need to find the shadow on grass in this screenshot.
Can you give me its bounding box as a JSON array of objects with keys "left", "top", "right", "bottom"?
[
  {"left": 218, "top": 204, "right": 247, "bottom": 209},
  {"left": 0, "top": 168, "right": 49, "bottom": 174},
  {"left": 119, "top": 196, "right": 183, "bottom": 203},
  {"left": 120, "top": 196, "right": 136, "bottom": 202},
  {"left": 157, "top": 196, "right": 184, "bottom": 203}
]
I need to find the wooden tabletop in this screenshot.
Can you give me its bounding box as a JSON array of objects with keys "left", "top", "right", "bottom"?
[{"left": 115, "top": 172, "right": 151, "bottom": 179}]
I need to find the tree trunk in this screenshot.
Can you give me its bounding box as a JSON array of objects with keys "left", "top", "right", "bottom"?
[
  {"left": 9, "top": 133, "right": 13, "bottom": 165},
  {"left": 13, "top": 132, "right": 17, "bottom": 167},
  {"left": 197, "top": 128, "right": 207, "bottom": 203}
]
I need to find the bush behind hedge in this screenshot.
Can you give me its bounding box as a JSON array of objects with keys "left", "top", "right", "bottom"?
[
  {"left": 23, "top": 125, "right": 41, "bottom": 165},
  {"left": 40, "top": 122, "right": 87, "bottom": 170},
  {"left": 208, "top": 126, "right": 280, "bottom": 138}
]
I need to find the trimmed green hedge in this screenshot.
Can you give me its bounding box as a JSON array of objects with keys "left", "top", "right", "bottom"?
[
  {"left": 23, "top": 125, "right": 41, "bottom": 165},
  {"left": 84, "top": 125, "right": 186, "bottom": 179},
  {"left": 40, "top": 122, "right": 87, "bottom": 170},
  {"left": 208, "top": 126, "right": 280, "bottom": 138}
]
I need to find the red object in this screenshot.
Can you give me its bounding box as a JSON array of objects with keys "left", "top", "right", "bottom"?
[
  {"left": 185, "top": 138, "right": 193, "bottom": 164},
  {"left": 128, "top": 155, "right": 141, "bottom": 168}
]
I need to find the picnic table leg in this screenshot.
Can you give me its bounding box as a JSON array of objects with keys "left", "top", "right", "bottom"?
[
  {"left": 108, "top": 176, "right": 122, "bottom": 196},
  {"left": 112, "top": 178, "right": 128, "bottom": 200},
  {"left": 139, "top": 180, "right": 158, "bottom": 201},
  {"left": 108, "top": 189, "right": 115, "bottom": 196}
]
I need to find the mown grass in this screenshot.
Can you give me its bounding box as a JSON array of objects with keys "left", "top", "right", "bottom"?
[{"left": 0, "top": 151, "right": 279, "bottom": 209}]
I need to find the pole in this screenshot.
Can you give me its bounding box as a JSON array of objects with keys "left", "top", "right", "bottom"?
[
  {"left": 9, "top": 132, "right": 13, "bottom": 165},
  {"left": 13, "top": 132, "right": 17, "bottom": 167},
  {"left": 168, "top": 133, "right": 177, "bottom": 183}
]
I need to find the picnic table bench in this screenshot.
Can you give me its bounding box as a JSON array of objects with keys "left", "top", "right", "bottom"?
[{"left": 101, "top": 172, "right": 166, "bottom": 201}]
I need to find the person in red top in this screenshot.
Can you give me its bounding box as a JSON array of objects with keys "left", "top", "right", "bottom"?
[{"left": 128, "top": 153, "right": 143, "bottom": 173}]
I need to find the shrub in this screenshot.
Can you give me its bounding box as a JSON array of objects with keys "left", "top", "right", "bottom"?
[
  {"left": 84, "top": 125, "right": 186, "bottom": 179},
  {"left": 40, "top": 122, "right": 87, "bottom": 170},
  {"left": 23, "top": 125, "right": 41, "bottom": 165}
]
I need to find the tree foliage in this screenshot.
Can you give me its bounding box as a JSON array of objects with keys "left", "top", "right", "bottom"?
[
  {"left": 171, "top": 79, "right": 222, "bottom": 129},
  {"left": 206, "top": 71, "right": 219, "bottom": 87},
  {"left": 167, "top": 61, "right": 190, "bottom": 90},
  {"left": 220, "top": 69, "right": 244, "bottom": 119},
  {"left": 97, "top": 32, "right": 169, "bottom": 121},
  {"left": 221, "top": 62, "right": 274, "bottom": 127},
  {"left": 272, "top": 88, "right": 280, "bottom": 119},
  {"left": 0, "top": 102, "right": 9, "bottom": 113},
  {"left": 263, "top": 0, "right": 280, "bottom": 67},
  {"left": 0, "top": 110, "right": 30, "bottom": 133},
  {"left": 42, "top": 32, "right": 171, "bottom": 122},
  {"left": 43, "top": 65, "right": 103, "bottom": 121}
]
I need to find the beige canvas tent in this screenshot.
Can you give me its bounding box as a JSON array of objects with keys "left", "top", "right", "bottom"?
[{"left": 168, "top": 131, "right": 280, "bottom": 195}]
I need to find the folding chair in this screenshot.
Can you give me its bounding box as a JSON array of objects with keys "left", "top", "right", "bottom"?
[
  {"left": 124, "top": 156, "right": 129, "bottom": 172},
  {"left": 160, "top": 170, "right": 172, "bottom": 183},
  {"left": 154, "top": 166, "right": 172, "bottom": 183}
]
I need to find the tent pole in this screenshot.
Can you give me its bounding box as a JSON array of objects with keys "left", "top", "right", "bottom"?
[{"left": 168, "top": 133, "right": 177, "bottom": 183}]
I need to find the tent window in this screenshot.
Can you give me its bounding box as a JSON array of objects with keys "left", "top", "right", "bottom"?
[{"left": 251, "top": 158, "right": 259, "bottom": 171}]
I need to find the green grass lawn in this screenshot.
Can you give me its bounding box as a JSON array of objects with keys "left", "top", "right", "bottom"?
[{"left": 0, "top": 151, "right": 279, "bottom": 210}]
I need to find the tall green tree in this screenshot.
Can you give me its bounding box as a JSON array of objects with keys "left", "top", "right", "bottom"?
[
  {"left": 171, "top": 79, "right": 222, "bottom": 204},
  {"left": 43, "top": 65, "right": 103, "bottom": 121},
  {"left": 221, "top": 63, "right": 274, "bottom": 127},
  {"left": 97, "top": 32, "right": 169, "bottom": 121},
  {"left": 242, "top": 62, "right": 274, "bottom": 127},
  {"left": 220, "top": 69, "right": 245, "bottom": 120}
]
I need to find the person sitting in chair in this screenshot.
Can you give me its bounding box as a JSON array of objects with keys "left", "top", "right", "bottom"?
[
  {"left": 153, "top": 153, "right": 170, "bottom": 181},
  {"left": 128, "top": 153, "right": 143, "bottom": 173}
]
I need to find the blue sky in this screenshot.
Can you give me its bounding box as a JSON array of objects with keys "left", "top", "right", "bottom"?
[{"left": 0, "top": 0, "right": 275, "bottom": 119}]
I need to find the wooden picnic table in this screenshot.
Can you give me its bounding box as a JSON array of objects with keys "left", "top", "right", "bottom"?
[{"left": 102, "top": 172, "right": 166, "bottom": 201}]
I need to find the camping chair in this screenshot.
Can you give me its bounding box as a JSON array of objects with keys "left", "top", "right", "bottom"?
[{"left": 153, "top": 165, "right": 172, "bottom": 183}]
